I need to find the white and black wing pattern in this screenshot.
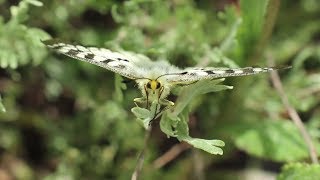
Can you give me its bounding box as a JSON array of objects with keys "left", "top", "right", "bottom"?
[
  {"left": 42, "top": 39, "right": 146, "bottom": 79},
  {"left": 165, "top": 66, "right": 289, "bottom": 84}
]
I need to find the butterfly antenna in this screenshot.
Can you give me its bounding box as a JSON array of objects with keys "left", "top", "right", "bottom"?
[
  {"left": 134, "top": 77, "right": 152, "bottom": 81},
  {"left": 155, "top": 73, "right": 183, "bottom": 80}
]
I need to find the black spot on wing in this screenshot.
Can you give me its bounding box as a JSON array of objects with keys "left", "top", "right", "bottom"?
[
  {"left": 225, "top": 69, "right": 234, "bottom": 73},
  {"left": 242, "top": 68, "right": 254, "bottom": 73},
  {"left": 180, "top": 71, "right": 188, "bottom": 75},
  {"left": 66, "top": 49, "right": 81, "bottom": 56},
  {"left": 205, "top": 70, "right": 215, "bottom": 74},
  {"left": 101, "top": 59, "right": 113, "bottom": 64},
  {"left": 117, "top": 57, "right": 129, "bottom": 62},
  {"left": 84, "top": 53, "right": 95, "bottom": 59}
]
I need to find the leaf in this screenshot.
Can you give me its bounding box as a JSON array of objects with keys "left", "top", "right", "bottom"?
[
  {"left": 131, "top": 101, "right": 159, "bottom": 130},
  {"left": 174, "top": 112, "right": 189, "bottom": 140},
  {"left": 131, "top": 107, "right": 150, "bottom": 120},
  {"left": 158, "top": 78, "right": 229, "bottom": 155},
  {"left": 226, "top": 120, "right": 320, "bottom": 162},
  {"left": 159, "top": 113, "right": 178, "bottom": 137},
  {"left": 0, "top": 0, "right": 50, "bottom": 69},
  {"left": 161, "top": 110, "right": 225, "bottom": 155},
  {"left": 171, "top": 78, "right": 232, "bottom": 116},
  {"left": 278, "top": 163, "right": 320, "bottom": 180},
  {"left": 182, "top": 138, "right": 225, "bottom": 155}
]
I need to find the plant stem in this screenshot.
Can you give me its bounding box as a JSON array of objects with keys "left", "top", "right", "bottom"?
[
  {"left": 153, "top": 142, "right": 190, "bottom": 169},
  {"left": 267, "top": 55, "right": 319, "bottom": 164},
  {"left": 131, "top": 125, "right": 152, "bottom": 180}
]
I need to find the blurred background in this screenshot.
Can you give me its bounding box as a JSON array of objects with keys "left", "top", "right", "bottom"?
[{"left": 0, "top": 0, "right": 319, "bottom": 179}]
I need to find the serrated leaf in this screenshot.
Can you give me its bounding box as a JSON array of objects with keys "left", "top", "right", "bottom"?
[
  {"left": 171, "top": 78, "right": 232, "bottom": 116},
  {"left": 0, "top": 0, "right": 50, "bottom": 69},
  {"left": 278, "top": 163, "right": 320, "bottom": 180},
  {"left": 182, "top": 137, "right": 225, "bottom": 155},
  {"left": 163, "top": 110, "right": 225, "bottom": 155}
]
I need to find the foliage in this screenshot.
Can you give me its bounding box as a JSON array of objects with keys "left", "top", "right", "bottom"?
[
  {"left": 0, "top": 0, "right": 319, "bottom": 179},
  {"left": 0, "top": 0, "right": 49, "bottom": 68},
  {"left": 278, "top": 163, "right": 320, "bottom": 180},
  {"left": 224, "top": 120, "right": 320, "bottom": 162}
]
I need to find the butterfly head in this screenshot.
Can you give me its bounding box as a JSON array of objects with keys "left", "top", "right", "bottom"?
[
  {"left": 146, "top": 80, "right": 161, "bottom": 92},
  {"left": 135, "top": 77, "right": 170, "bottom": 103}
]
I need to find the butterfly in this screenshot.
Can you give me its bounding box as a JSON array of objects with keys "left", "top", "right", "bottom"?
[{"left": 43, "top": 39, "right": 289, "bottom": 111}]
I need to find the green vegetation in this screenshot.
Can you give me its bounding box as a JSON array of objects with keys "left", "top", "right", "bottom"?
[{"left": 0, "top": 0, "right": 319, "bottom": 179}]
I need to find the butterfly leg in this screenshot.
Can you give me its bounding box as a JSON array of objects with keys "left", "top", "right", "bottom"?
[
  {"left": 133, "top": 97, "right": 147, "bottom": 107},
  {"left": 133, "top": 84, "right": 150, "bottom": 108},
  {"left": 158, "top": 86, "right": 175, "bottom": 112},
  {"left": 145, "top": 84, "right": 149, "bottom": 108},
  {"left": 149, "top": 99, "right": 174, "bottom": 121}
]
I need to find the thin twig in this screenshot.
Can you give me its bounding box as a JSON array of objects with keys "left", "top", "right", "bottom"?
[
  {"left": 131, "top": 125, "right": 153, "bottom": 180},
  {"left": 267, "top": 55, "right": 319, "bottom": 164},
  {"left": 153, "top": 142, "right": 191, "bottom": 169},
  {"left": 192, "top": 149, "right": 205, "bottom": 180}
]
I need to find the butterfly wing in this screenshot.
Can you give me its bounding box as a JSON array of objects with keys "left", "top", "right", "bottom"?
[
  {"left": 42, "top": 39, "right": 148, "bottom": 79},
  {"left": 165, "top": 66, "right": 289, "bottom": 84}
]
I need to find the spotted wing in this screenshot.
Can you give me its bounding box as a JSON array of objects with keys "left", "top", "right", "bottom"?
[
  {"left": 42, "top": 39, "right": 148, "bottom": 79},
  {"left": 165, "top": 66, "right": 289, "bottom": 84}
]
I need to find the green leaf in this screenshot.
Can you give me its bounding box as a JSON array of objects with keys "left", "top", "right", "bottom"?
[
  {"left": 131, "top": 101, "right": 159, "bottom": 130},
  {"left": 171, "top": 78, "right": 232, "bottom": 116},
  {"left": 0, "top": 0, "right": 50, "bottom": 69},
  {"left": 131, "top": 107, "right": 150, "bottom": 120},
  {"left": 158, "top": 78, "right": 229, "bottom": 155},
  {"left": 174, "top": 112, "right": 190, "bottom": 140},
  {"left": 182, "top": 138, "right": 225, "bottom": 155},
  {"left": 161, "top": 110, "right": 225, "bottom": 155},
  {"left": 227, "top": 120, "right": 320, "bottom": 162},
  {"left": 159, "top": 113, "right": 178, "bottom": 137},
  {"left": 278, "top": 163, "right": 320, "bottom": 180}
]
